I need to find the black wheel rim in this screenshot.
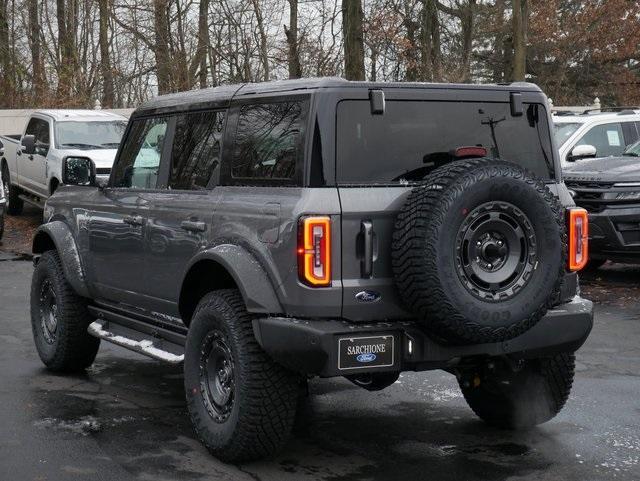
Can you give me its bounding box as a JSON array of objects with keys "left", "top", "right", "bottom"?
[
  {"left": 39, "top": 279, "right": 58, "bottom": 344},
  {"left": 2, "top": 173, "right": 9, "bottom": 210},
  {"left": 199, "top": 330, "right": 235, "bottom": 423},
  {"left": 455, "top": 201, "right": 537, "bottom": 302}
]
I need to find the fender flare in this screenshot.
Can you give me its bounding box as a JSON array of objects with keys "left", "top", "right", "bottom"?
[
  {"left": 32, "top": 221, "right": 90, "bottom": 298},
  {"left": 183, "top": 244, "right": 282, "bottom": 314}
]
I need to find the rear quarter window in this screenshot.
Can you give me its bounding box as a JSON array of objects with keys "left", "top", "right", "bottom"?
[
  {"left": 337, "top": 100, "right": 555, "bottom": 184},
  {"left": 227, "top": 99, "right": 308, "bottom": 186}
]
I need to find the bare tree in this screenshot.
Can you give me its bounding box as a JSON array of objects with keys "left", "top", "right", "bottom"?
[
  {"left": 512, "top": 0, "right": 527, "bottom": 81},
  {"left": 285, "top": 0, "right": 302, "bottom": 79},
  {"left": 98, "top": 0, "right": 114, "bottom": 107},
  {"left": 0, "top": 0, "right": 15, "bottom": 107},
  {"left": 153, "top": 0, "right": 171, "bottom": 94},
  {"left": 342, "top": 0, "right": 365, "bottom": 80}
]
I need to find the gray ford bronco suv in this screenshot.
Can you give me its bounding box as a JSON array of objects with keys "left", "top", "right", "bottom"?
[{"left": 30, "top": 78, "right": 593, "bottom": 462}]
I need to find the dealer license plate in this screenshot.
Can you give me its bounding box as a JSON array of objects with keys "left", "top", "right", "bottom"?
[{"left": 338, "top": 335, "right": 395, "bottom": 370}]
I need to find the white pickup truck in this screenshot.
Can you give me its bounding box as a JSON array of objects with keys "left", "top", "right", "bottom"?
[{"left": 0, "top": 110, "right": 127, "bottom": 214}]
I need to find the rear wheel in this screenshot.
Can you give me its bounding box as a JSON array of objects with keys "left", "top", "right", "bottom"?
[
  {"left": 30, "top": 250, "right": 100, "bottom": 371},
  {"left": 2, "top": 165, "right": 23, "bottom": 215},
  {"left": 184, "top": 290, "right": 299, "bottom": 462},
  {"left": 458, "top": 353, "right": 575, "bottom": 429}
]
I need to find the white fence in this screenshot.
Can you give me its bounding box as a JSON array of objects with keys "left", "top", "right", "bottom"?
[{"left": 549, "top": 97, "right": 602, "bottom": 114}]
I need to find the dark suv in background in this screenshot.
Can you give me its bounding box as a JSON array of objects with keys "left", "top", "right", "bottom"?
[
  {"left": 30, "top": 78, "right": 593, "bottom": 462},
  {"left": 564, "top": 140, "right": 640, "bottom": 267}
]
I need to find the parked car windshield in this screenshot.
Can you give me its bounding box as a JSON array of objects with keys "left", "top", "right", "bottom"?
[
  {"left": 56, "top": 120, "right": 127, "bottom": 150},
  {"left": 553, "top": 122, "right": 581, "bottom": 148},
  {"left": 337, "top": 100, "right": 556, "bottom": 184}
]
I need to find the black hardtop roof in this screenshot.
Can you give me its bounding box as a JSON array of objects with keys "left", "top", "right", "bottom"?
[{"left": 134, "top": 77, "right": 543, "bottom": 115}]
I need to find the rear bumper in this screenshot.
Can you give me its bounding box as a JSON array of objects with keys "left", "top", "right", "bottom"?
[
  {"left": 588, "top": 206, "right": 640, "bottom": 262},
  {"left": 253, "top": 296, "right": 594, "bottom": 377}
]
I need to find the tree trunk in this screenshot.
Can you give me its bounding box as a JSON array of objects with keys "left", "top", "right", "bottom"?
[
  {"left": 197, "top": 0, "right": 210, "bottom": 88},
  {"left": 492, "top": 0, "right": 506, "bottom": 83},
  {"left": 153, "top": 0, "right": 171, "bottom": 94},
  {"left": 98, "top": 0, "right": 114, "bottom": 107},
  {"left": 460, "top": 0, "right": 476, "bottom": 82},
  {"left": 0, "top": 0, "right": 14, "bottom": 107},
  {"left": 56, "top": 0, "right": 69, "bottom": 100},
  {"left": 419, "top": 0, "right": 440, "bottom": 81},
  {"left": 342, "top": 0, "right": 365, "bottom": 80},
  {"left": 252, "top": 0, "right": 269, "bottom": 81},
  {"left": 285, "top": 0, "right": 302, "bottom": 79},
  {"left": 27, "top": 0, "right": 45, "bottom": 100},
  {"left": 512, "top": 0, "right": 527, "bottom": 81}
]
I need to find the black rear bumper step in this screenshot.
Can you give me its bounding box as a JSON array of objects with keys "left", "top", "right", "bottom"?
[{"left": 253, "top": 296, "right": 594, "bottom": 377}]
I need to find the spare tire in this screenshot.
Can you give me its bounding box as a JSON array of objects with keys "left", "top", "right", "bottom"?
[{"left": 392, "top": 158, "right": 566, "bottom": 344}]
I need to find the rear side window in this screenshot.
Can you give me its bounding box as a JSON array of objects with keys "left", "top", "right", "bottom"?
[
  {"left": 111, "top": 117, "right": 168, "bottom": 189},
  {"left": 230, "top": 100, "right": 307, "bottom": 184},
  {"left": 337, "top": 100, "right": 555, "bottom": 184},
  {"left": 169, "top": 110, "right": 226, "bottom": 190}
]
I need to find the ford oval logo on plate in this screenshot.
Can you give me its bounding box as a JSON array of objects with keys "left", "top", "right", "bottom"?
[
  {"left": 357, "top": 353, "right": 377, "bottom": 363},
  {"left": 355, "top": 290, "right": 381, "bottom": 303}
]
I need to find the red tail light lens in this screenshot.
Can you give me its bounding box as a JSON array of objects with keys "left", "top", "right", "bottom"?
[
  {"left": 568, "top": 208, "right": 589, "bottom": 271},
  {"left": 298, "top": 216, "right": 331, "bottom": 286}
]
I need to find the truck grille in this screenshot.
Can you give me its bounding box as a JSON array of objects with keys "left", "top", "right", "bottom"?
[{"left": 564, "top": 180, "right": 614, "bottom": 213}]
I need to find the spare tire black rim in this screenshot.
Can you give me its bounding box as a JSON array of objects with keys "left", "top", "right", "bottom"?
[
  {"left": 455, "top": 201, "right": 537, "bottom": 302},
  {"left": 199, "top": 330, "right": 235, "bottom": 423}
]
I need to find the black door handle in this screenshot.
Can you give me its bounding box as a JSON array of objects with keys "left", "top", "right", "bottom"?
[
  {"left": 181, "top": 220, "right": 206, "bottom": 233},
  {"left": 123, "top": 214, "right": 144, "bottom": 226},
  {"left": 361, "top": 220, "right": 374, "bottom": 278}
]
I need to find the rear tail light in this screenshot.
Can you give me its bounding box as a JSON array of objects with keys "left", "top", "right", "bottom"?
[
  {"left": 568, "top": 208, "right": 589, "bottom": 271},
  {"left": 298, "top": 216, "right": 331, "bottom": 286}
]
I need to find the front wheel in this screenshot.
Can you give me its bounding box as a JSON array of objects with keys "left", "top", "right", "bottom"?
[
  {"left": 30, "top": 250, "right": 100, "bottom": 371},
  {"left": 2, "top": 165, "right": 23, "bottom": 215},
  {"left": 184, "top": 290, "right": 299, "bottom": 462},
  {"left": 458, "top": 353, "right": 575, "bottom": 429}
]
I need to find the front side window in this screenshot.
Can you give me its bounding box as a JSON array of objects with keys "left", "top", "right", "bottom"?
[
  {"left": 169, "top": 110, "right": 225, "bottom": 190},
  {"left": 111, "top": 117, "right": 168, "bottom": 189},
  {"left": 231, "top": 100, "right": 307, "bottom": 183},
  {"left": 337, "top": 100, "right": 555, "bottom": 184},
  {"left": 56, "top": 121, "right": 127, "bottom": 150},
  {"left": 25, "top": 118, "right": 50, "bottom": 156},
  {"left": 576, "top": 123, "right": 624, "bottom": 158}
]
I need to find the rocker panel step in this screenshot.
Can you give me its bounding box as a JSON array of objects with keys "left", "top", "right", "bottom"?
[{"left": 88, "top": 319, "right": 185, "bottom": 363}]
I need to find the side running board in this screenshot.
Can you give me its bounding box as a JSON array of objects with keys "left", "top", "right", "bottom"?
[{"left": 88, "top": 319, "right": 185, "bottom": 364}]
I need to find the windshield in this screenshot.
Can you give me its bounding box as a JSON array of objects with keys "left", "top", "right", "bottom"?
[
  {"left": 55, "top": 120, "right": 127, "bottom": 149},
  {"left": 553, "top": 122, "right": 581, "bottom": 148},
  {"left": 623, "top": 140, "right": 640, "bottom": 157},
  {"left": 337, "top": 100, "right": 556, "bottom": 184}
]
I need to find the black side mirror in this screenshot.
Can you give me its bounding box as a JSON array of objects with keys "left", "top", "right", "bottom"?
[
  {"left": 21, "top": 135, "right": 35, "bottom": 155},
  {"left": 62, "top": 156, "right": 96, "bottom": 186}
]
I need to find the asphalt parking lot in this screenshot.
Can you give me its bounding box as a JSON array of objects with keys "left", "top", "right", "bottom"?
[{"left": 0, "top": 247, "right": 639, "bottom": 480}]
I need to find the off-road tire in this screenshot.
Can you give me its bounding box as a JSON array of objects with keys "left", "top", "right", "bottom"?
[
  {"left": 30, "top": 250, "right": 100, "bottom": 371},
  {"left": 2, "top": 165, "right": 23, "bottom": 215},
  {"left": 459, "top": 353, "right": 575, "bottom": 429},
  {"left": 184, "top": 290, "right": 299, "bottom": 463},
  {"left": 392, "top": 158, "right": 566, "bottom": 344}
]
